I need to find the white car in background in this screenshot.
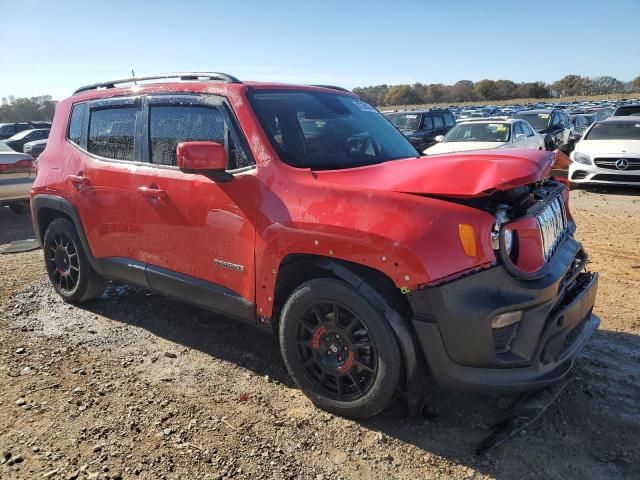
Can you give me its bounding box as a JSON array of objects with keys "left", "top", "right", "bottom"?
[
  {"left": 0, "top": 141, "right": 35, "bottom": 214},
  {"left": 423, "top": 118, "right": 544, "bottom": 155},
  {"left": 569, "top": 118, "right": 640, "bottom": 186}
]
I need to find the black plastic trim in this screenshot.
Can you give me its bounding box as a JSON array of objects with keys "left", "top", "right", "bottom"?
[
  {"left": 406, "top": 237, "right": 599, "bottom": 393},
  {"left": 145, "top": 264, "right": 255, "bottom": 322}
]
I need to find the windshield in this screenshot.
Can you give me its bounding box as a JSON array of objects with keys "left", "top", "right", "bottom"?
[
  {"left": 250, "top": 91, "right": 418, "bottom": 169},
  {"left": 585, "top": 122, "right": 640, "bottom": 140},
  {"left": 444, "top": 123, "right": 510, "bottom": 143},
  {"left": 384, "top": 112, "right": 421, "bottom": 131},
  {"left": 514, "top": 113, "right": 551, "bottom": 131}
]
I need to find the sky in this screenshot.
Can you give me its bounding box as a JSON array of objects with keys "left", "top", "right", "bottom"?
[{"left": 1, "top": 0, "right": 639, "bottom": 100}]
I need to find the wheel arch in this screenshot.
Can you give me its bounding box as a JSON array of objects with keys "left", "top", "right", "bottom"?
[
  {"left": 272, "top": 254, "right": 429, "bottom": 415},
  {"left": 32, "top": 194, "right": 96, "bottom": 265}
]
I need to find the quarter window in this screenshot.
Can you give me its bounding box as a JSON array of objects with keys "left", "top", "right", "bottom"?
[
  {"left": 88, "top": 107, "right": 137, "bottom": 161},
  {"left": 68, "top": 104, "right": 86, "bottom": 145}
]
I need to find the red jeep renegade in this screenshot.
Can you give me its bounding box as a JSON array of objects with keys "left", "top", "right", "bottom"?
[{"left": 31, "top": 73, "right": 599, "bottom": 418}]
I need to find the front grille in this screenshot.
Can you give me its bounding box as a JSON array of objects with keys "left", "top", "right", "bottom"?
[
  {"left": 571, "top": 170, "right": 588, "bottom": 180},
  {"left": 493, "top": 323, "right": 519, "bottom": 353},
  {"left": 592, "top": 174, "right": 640, "bottom": 183},
  {"left": 594, "top": 158, "right": 640, "bottom": 171},
  {"left": 536, "top": 196, "right": 567, "bottom": 262}
]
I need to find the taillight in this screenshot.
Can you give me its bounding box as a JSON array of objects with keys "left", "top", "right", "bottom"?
[{"left": 0, "top": 159, "right": 33, "bottom": 175}]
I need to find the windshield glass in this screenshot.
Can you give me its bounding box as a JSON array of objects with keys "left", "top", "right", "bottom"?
[
  {"left": 250, "top": 91, "right": 418, "bottom": 169},
  {"left": 384, "top": 112, "right": 421, "bottom": 131},
  {"left": 444, "top": 123, "right": 510, "bottom": 143},
  {"left": 514, "top": 113, "right": 551, "bottom": 131},
  {"left": 585, "top": 122, "right": 640, "bottom": 140}
]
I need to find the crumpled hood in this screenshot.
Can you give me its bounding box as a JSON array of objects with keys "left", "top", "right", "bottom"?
[
  {"left": 424, "top": 141, "right": 507, "bottom": 155},
  {"left": 312, "top": 148, "right": 555, "bottom": 198}
]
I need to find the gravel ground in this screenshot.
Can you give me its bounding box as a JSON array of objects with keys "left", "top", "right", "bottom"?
[{"left": 0, "top": 187, "right": 639, "bottom": 480}]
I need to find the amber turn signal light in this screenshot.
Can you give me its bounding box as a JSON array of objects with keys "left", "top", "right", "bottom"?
[{"left": 458, "top": 224, "right": 477, "bottom": 257}]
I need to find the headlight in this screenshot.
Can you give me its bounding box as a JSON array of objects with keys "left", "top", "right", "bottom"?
[{"left": 572, "top": 152, "right": 591, "bottom": 165}]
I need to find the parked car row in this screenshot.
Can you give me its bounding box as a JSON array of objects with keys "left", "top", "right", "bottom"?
[
  {"left": 0, "top": 141, "right": 36, "bottom": 214},
  {"left": 0, "top": 123, "right": 50, "bottom": 213},
  {"left": 0, "top": 121, "right": 51, "bottom": 140},
  {"left": 382, "top": 97, "right": 639, "bottom": 188}
]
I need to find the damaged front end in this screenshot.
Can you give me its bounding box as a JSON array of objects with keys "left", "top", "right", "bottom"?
[{"left": 406, "top": 176, "right": 599, "bottom": 393}]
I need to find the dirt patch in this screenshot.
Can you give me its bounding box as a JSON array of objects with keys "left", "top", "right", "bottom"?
[{"left": 0, "top": 189, "right": 639, "bottom": 479}]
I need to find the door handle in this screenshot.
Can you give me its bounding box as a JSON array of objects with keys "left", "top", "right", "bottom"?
[
  {"left": 68, "top": 173, "right": 89, "bottom": 189},
  {"left": 137, "top": 185, "right": 166, "bottom": 200}
]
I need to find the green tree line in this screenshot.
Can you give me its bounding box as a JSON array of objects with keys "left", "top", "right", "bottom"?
[
  {"left": 353, "top": 74, "right": 640, "bottom": 106},
  {"left": 0, "top": 96, "right": 57, "bottom": 123}
]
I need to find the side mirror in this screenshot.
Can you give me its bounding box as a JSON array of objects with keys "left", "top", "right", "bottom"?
[
  {"left": 515, "top": 133, "right": 527, "bottom": 141},
  {"left": 176, "top": 141, "right": 227, "bottom": 172},
  {"left": 434, "top": 135, "right": 445, "bottom": 142}
]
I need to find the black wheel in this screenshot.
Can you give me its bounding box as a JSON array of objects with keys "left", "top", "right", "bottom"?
[
  {"left": 9, "top": 203, "right": 28, "bottom": 214},
  {"left": 279, "top": 278, "right": 402, "bottom": 419},
  {"left": 43, "top": 218, "right": 105, "bottom": 302}
]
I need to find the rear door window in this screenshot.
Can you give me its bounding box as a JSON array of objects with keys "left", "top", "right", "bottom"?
[{"left": 88, "top": 107, "right": 138, "bottom": 161}]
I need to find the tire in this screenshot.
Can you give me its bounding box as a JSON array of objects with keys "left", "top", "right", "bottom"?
[
  {"left": 9, "top": 203, "right": 28, "bottom": 214},
  {"left": 279, "top": 278, "right": 402, "bottom": 419},
  {"left": 43, "top": 218, "right": 106, "bottom": 303}
]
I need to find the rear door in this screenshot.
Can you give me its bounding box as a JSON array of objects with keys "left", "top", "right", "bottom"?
[
  {"left": 63, "top": 98, "right": 142, "bottom": 265},
  {"left": 134, "top": 94, "right": 259, "bottom": 310}
]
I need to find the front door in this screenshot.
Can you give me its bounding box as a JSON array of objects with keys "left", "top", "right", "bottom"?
[{"left": 134, "top": 95, "right": 258, "bottom": 311}]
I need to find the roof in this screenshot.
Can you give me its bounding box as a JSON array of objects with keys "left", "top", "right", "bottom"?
[{"left": 70, "top": 72, "right": 355, "bottom": 101}]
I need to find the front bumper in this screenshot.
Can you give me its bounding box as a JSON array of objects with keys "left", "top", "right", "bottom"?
[
  {"left": 407, "top": 236, "right": 599, "bottom": 393},
  {"left": 569, "top": 161, "right": 640, "bottom": 186}
]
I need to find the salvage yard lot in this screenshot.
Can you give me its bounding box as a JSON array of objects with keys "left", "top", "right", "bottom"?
[{"left": 0, "top": 189, "right": 639, "bottom": 480}]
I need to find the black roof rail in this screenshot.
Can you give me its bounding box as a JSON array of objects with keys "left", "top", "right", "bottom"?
[
  {"left": 73, "top": 72, "right": 241, "bottom": 95},
  {"left": 309, "top": 84, "right": 351, "bottom": 93}
]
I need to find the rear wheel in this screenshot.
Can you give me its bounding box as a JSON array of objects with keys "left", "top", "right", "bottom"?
[
  {"left": 279, "top": 278, "right": 402, "bottom": 419},
  {"left": 43, "top": 218, "right": 105, "bottom": 302}
]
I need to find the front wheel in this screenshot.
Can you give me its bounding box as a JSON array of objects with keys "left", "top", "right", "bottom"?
[
  {"left": 43, "top": 218, "right": 106, "bottom": 302},
  {"left": 279, "top": 278, "right": 402, "bottom": 419}
]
